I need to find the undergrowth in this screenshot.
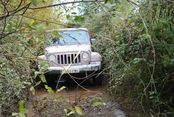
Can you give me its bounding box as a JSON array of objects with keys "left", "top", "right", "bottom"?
[{"left": 79, "top": 0, "right": 174, "bottom": 116}]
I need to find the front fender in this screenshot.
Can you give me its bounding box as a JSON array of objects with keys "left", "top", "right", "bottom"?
[{"left": 91, "top": 52, "right": 102, "bottom": 62}]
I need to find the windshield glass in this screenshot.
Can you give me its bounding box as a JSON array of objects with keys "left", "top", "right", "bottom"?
[{"left": 51, "top": 30, "right": 89, "bottom": 45}]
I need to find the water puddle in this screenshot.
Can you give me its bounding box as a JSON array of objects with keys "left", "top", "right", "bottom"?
[
  {"left": 34, "top": 85, "right": 103, "bottom": 101},
  {"left": 27, "top": 83, "right": 127, "bottom": 117},
  {"left": 27, "top": 83, "right": 104, "bottom": 117}
]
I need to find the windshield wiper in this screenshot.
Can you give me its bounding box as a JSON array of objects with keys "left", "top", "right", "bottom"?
[{"left": 65, "top": 33, "right": 81, "bottom": 44}]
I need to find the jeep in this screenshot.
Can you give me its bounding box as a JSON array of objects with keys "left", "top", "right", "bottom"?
[{"left": 38, "top": 28, "right": 102, "bottom": 81}]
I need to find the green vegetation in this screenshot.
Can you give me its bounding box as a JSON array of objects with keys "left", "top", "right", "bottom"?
[
  {"left": 75, "top": 0, "right": 174, "bottom": 116},
  {"left": 0, "top": 0, "right": 59, "bottom": 116},
  {"left": 0, "top": 0, "right": 174, "bottom": 116}
]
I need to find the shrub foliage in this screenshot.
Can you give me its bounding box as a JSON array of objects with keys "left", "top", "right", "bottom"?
[{"left": 78, "top": 0, "right": 174, "bottom": 116}]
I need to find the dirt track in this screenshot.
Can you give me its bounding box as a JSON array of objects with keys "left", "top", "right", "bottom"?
[{"left": 27, "top": 81, "right": 126, "bottom": 117}]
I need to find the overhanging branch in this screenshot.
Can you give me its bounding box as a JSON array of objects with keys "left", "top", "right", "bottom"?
[
  {"left": 0, "top": 3, "right": 31, "bottom": 20},
  {"left": 29, "top": 0, "right": 104, "bottom": 10}
]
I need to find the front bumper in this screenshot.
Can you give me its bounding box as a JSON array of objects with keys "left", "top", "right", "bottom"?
[{"left": 46, "top": 62, "right": 101, "bottom": 74}]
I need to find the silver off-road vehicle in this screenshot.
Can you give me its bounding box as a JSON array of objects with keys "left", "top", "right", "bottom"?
[{"left": 38, "top": 28, "right": 102, "bottom": 80}]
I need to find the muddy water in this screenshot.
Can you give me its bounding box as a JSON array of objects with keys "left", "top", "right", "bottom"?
[
  {"left": 27, "top": 83, "right": 104, "bottom": 117},
  {"left": 27, "top": 83, "right": 127, "bottom": 117},
  {"left": 34, "top": 85, "right": 103, "bottom": 101}
]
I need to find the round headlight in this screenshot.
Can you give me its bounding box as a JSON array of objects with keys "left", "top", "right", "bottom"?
[
  {"left": 82, "top": 52, "right": 89, "bottom": 59},
  {"left": 49, "top": 55, "right": 56, "bottom": 62}
]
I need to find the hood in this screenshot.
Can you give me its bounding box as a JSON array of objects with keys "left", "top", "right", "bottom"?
[{"left": 45, "top": 44, "right": 91, "bottom": 53}]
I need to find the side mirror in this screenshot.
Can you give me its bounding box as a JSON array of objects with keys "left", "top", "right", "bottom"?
[{"left": 91, "top": 38, "right": 96, "bottom": 44}]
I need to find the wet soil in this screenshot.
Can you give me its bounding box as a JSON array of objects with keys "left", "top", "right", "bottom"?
[
  {"left": 34, "top": 86, "right": 102, "bottom": 101},
  {"left": 27, "top": 80, "right": 126, "bottom": 117}
]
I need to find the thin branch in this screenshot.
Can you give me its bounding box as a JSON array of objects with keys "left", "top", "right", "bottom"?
[
  {"left": 0, "top": 2, "right": 31, "bottom": 20},
  {"left": 0, "top": 0, "right": 9, "bottom": 35},
  {"left": 166, "top": 0, "right": 174, "bottom": 3},
  {"left": 0, "top": 30, "right": 18, "bottom": 40},
  {"left": 127, "top": 0, "right": 138, "bottom": 6},
  {"left": 16, "top": 1, "right": 31, "bottom": 28},
  {"left": 22, "top": 15, "right": 66, "bottom": 26},
  {"left": 0, "top": 72, "right": 5, "bottom": 77},
  {"left": 29, "top": 0, "right": 104, "bottom": 10},
  {"left": 1, "top": 15, "right": 7, "bottom": 36},
  {"left": 8, "top": 0, "right": 23, "bottom": 13}
]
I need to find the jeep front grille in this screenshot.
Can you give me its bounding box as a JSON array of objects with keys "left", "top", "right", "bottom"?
[{"left": 57, "top": 53, "right": 81, "bottom": 65}]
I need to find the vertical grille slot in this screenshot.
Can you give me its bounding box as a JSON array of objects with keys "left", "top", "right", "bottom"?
[
  {"left": 64, "top": 55, "right": 67, "bottom": 64},
  {"left": 74, "top": 54, "right": 77, "bottom": 63},
  {"left": 57, "top": 53, "right": 81, "bottom": 65},
  {"left": 68, "top": 54, "right": 71, "bottom": 64},
  {"left": 78, "top": 54, "right": 81, "bottom": 63},
  {"left": 61, "top": 55, "right": 63, "bottom": 64},
  {"left": 71, "top": 54, "right": 74, "bottom": 64}
]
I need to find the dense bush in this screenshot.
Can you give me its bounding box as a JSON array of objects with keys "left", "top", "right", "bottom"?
[
  {"left": 0, "top": 0, "right": 58, "bottom": 116},
  {"left": 0, "top": 34, "right": 32, "bottom": 116},
  {"left": 79, "top": 0, "right": 174, "bottom": 116},
  {"left": 0, "top": 22, "right": 48, "bottom": 116}
]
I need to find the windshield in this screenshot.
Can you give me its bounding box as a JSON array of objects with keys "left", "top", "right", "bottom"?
[{"left": 51, "top": 30, "right": 89, "bottom": 45}]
